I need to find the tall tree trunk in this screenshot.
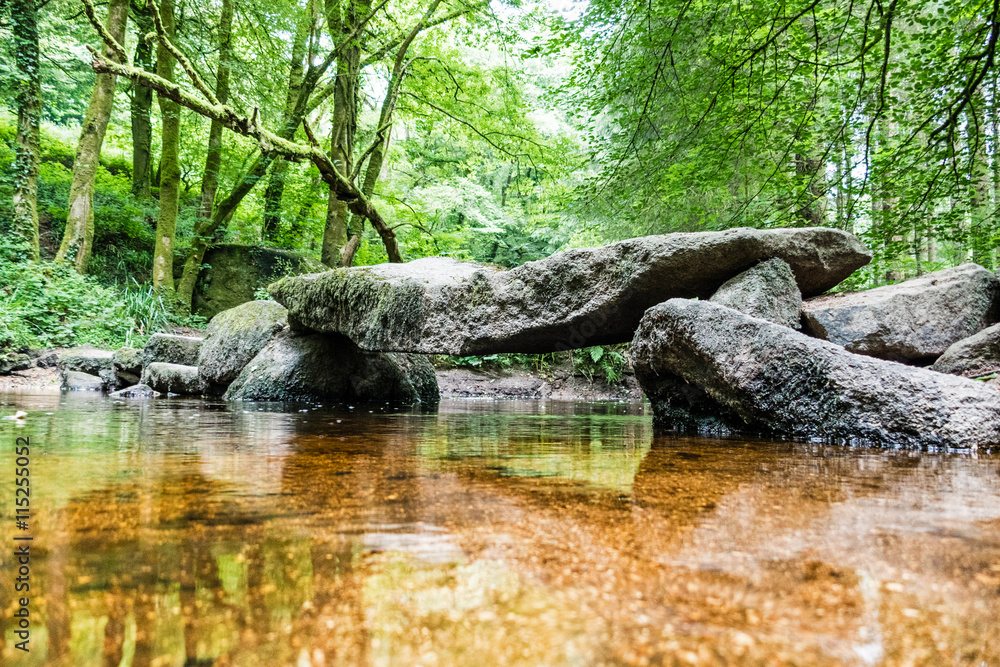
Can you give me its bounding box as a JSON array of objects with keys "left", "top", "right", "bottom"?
[
  {"left": 177, "top": 0, "right": 233, "bottom": 310},
  {"left": 330, "top": 0, "right": 443, "bottom": 267},
  {"left": 10, "top": 0, "right": 42, "bottom": 261},
  {"left": 55, "top": 0, "right": 128, "bottom": 272},
  {"left": 177, "top": 2, "right": 325, "bottom": 284},
  {"left": 152, "top": 0, "right": 179, "bottom": 294},
  {"left": 970, "top": 89, "right": 992, "bottom": 268},
  {"left": 321, "top": 3, "right": 364, "bottom": 267},
  {"left": 130, "top": 4, "right": 155, "bottom": 200},
  {"left": 262, "top": 13, "right": 311, "bottom": 242}
]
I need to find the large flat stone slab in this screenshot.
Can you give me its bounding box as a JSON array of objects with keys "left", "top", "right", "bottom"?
[
  {"left": 631, "top": 299, "right": 1000, "bottom": 449},
  {"left": 802, "top": 264, "right": 1000, "bottom": 363},
  {"left": 271, "top": 227, "right": 870, "bottom": 354}
]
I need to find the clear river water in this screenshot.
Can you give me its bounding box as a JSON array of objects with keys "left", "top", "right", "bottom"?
[{"left": 0, "top": 392, "right": 998, "bottom": 666}]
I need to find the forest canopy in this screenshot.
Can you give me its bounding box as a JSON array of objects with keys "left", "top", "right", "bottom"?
[{"left": 2, "top": 0, "right": 999, "bottom": 350}]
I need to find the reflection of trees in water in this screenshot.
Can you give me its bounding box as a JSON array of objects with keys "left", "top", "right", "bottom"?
[{"left": 7, "top": 401, "right": 1000, "bottom": 665}]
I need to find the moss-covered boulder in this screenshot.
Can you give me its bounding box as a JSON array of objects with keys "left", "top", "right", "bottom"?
[
  {"left": 197, "top": 300, "right": 288, "bottom": 393},
  {"left": 141, "top": 363, "right": 205, "bottom": 395},
  {"left": 142, "top": 333, "right": 202, "bottom": 367},
  {"left": 190, "top": 245, "right": 325, "bottom": 319},
  {"left": 59, "top": 347, "right": 116, "bottom": 386},
  {"left": 61, "top": 371, "right": 105, "bottom": 392},
  {"left": 112, "top": 347, "right": 143, "bottom": 386},
  {"left": 270, "top": 227, "right": 870, "bottom": 355},
  {"left": 223, "top": 331, "right": 439, "bottom": 405}
]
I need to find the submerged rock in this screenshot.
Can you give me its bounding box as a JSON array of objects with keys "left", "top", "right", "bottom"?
[
  {"left": 802, "top": 264, "right": 1000, "bottom": 363},
  {"left": 631, "top": 299, "right": 1000, "bottom": 449},
  {"left": 109, "top": 383, "right": 160, "bottom": 398},
  {"left": 223, "top": 331, "right": 439, "bottom": 405},
  {"left": 142, "top": 333, "right": 202, "bottom": 367},
  {"left": 709, "top": 257, "right": 802, "bottom": 328},
  {"left": 271, "top": 227, "right": 871, "bottom": 354},
  {"left": 61, "top": 370, "right": 105, "bottom": 392},
  {"left": 931, "top": 323, "right": 1000, "bottom": 379},
  {"left": 59, "top": 347, "right": 116, "bottom": 386},
  {"left": 141, "top": 363, "right": 204, "bottom": 395},
  {"left": 198, "top": 300, "right": 288, "bottom": 392}
]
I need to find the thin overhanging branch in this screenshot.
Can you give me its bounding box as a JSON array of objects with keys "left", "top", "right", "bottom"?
[{"left": 81, "top": 0, "right": 128, "bottom": 63}]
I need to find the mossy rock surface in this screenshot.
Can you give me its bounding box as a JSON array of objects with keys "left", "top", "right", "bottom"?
[
  {"left": 198, "top": 300, "right": 288, "bottom": 392},
  {"left": 223, "top": 330, "right": 438, "bottom": 405},
  {"left": 142, "top": 334, "right": 202, "bottom": 367},
  {"left": 192, "top": 245, "right": 325, "bottom": 319},
  {"left": 271, "top": 228, "right": 871, "bottom": 355},
  {"left": 59, "top": 347, "right": 116, "bottom": 386},
  {"left": 141, "top": 363, "right": 205, "bottom": 396}
]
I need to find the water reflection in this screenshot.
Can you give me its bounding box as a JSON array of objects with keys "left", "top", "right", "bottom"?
[{"left": 0, "top": 394, "right": 998, "bottom": 665}]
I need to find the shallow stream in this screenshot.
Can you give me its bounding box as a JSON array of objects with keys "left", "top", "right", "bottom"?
[{"left": 0, "top": 393, "right": 998, "bottom": 665}]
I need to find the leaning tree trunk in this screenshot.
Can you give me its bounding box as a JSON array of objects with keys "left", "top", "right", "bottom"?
[
  {"left": 55, "top": 0, "right": 129, "bottom": 272},
  {"left": 11, "top": 0, "right": 42, "bottom": 261},
  {"left": 130, "top": 4, "right": 155, "bottom": 200},
  {"left": 176, "top": 0, "right": 233, "bottom": 310},
  {"left": 152, "top": 0, "right": 179, "bottom": 294}
]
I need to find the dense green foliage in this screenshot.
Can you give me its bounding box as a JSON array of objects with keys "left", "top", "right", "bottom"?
[{"left": 3, "top": 0, "right": 999, "bottom": 371}]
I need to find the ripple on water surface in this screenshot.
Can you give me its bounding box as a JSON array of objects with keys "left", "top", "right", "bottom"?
[{"left": 0, "top": 392, "right": 998, "bottom": 665}]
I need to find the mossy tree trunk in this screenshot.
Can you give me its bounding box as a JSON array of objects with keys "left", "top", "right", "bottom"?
[
  {"left": 326, "top": 0, "right": 443, "bottom": 268},
  {"left": 321, "top": 0, "right": 366, "bottom": 267},
  {"left": 11, "top": 0, "right": 42, "bottom": 261},
  {"left": 177, "top": 0, "right": 233, "bottom": 310},
  {"left": 55, "top": 0, "right": 129, "bottom": 273},
  {"left": 130, "top": 3, "right": 155, "bottom": 200},
  {"left": 153, "top": 0, "right": 180, "bottom": 295},
  {"left": 261, "top": 11, "right": 311, "bottom": 242}
]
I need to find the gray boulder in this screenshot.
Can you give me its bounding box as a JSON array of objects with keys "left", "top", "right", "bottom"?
[
  {"left": 61, "top": 371, "right": 105, "bottom": 392},
  {"left": 198, "top": 300, "right": 288, "bottom": 391},
  {"left": 223, "top": 331, "right": 439, "bottom": 405},
  {"left": 631, "top": 299, "right": 1000, "bottom": 449},
  {"left": 59, "top": 347, "right": 116, "bottom": 386},
  {"left": 186, "top": 244, "right": 326, "bottom": 319},
  {"left": 113, "top": 347, "right": 143, "bottom": 386},
  {"left": 142, "top": 333, "right": 202, "bottom": 367},
  {"left": 1, "top": 352, "right": 33, "bottom": 374},
  {"left": 141, "top": 363, "right": 205, "bottom": 395},
  {"left": 271, "top": 227, "right": 871, "bottom": 354},
  {"left": 802, "top": 264, "right": 1000, "bottom": 363},
  {"left": 34, "top": 350, "right": 59, "bottom": 368},
  {"left": 109, "top": 383, "right": 160, "bottom": 398},
  {"left": 931, "top": 323, "right": 1000, "bottom": 379},
  {"left": 709, "top": 257, "right": 802, "bottom": 328}
]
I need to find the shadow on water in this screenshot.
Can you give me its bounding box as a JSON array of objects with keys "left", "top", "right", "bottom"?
[{"left": 0, "top": 393, "right": 998, "bottom": 665}]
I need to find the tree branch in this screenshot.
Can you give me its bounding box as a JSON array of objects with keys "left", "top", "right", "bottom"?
[{"left": 145, "top": 0, "right": 219, "bottom": 105}]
